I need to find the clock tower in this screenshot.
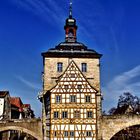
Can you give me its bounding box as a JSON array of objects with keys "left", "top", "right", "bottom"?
[{"left": 39, "top": 1, "right": 102, "bottom": 140}]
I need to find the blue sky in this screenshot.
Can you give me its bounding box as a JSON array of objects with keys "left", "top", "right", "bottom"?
[{"left": 0, "top": 0, "right": 140, "bottom": 116}]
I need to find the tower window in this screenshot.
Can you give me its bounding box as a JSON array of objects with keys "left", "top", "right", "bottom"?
[
  {"left": 64, "top": 85, "right": 69, "bottom": 90},
  {"left": 54, "top": 111, "right": 59, "bottom": 119},
  {"left": 70, "top": 131, "right": 75, "bottom": 137},
  {"left": 74, "top": 111, "right": 80, "bottom": 118},
  {"left": 86, "top": 131, "right": 92, "bottom": 137},
  {"left": 81, "top": 63, "right": 87, "bottom": 72},
  {"left": 54, "top": 131, "right": 57, "bottom": 137},
  {"left": 71, "top": 73, "right": 75, "bottom": 78},
  {"left": 87, "top": 111, "right": 93, "bottom": 118},
  {"left": 57, "top": 62, "right": 63, "bottom": 72},
  {"left": 77, "top": 85, "right": 82, "bottom": 92},
  {"left": 85, "top": 95, "right": 91, "bottom": 103},
  {"left": 70, "top": 95, "right": 76, "bottom": 103},
  {"left": 64, "top": 131, "right": 68, "bottom": 137},
  {"left": 55, "top": 95, "right": 61, "bottom": 103},
  {"left": 62, "top": 111, "right": 68, "bottom": 119}
]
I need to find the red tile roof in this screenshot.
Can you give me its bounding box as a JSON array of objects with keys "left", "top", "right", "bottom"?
[{"left": 10, "top": 97, "right": 23, "bottom": 108}]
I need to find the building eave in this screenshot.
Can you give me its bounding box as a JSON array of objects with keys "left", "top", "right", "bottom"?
[{"left": 42, "top": 51, "right": 102, "bottom": 59}]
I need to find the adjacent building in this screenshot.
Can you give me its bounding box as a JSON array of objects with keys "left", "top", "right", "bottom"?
[
  {"left": 0, "top": 91, "right": 35, "bottom": 120},
  {"left": 0, "top": 91, "right": 35, "bottom": 140},
  {"left": 0, "top": 91, "right": 11, "bottom": 120}
]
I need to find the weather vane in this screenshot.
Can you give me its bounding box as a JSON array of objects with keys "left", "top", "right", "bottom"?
[{"left": 69, "top": 0, "right": 72, "bottom": 17}]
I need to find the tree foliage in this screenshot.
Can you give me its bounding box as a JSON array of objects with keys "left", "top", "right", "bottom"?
[
  {"left": 118, "top": 92, "right": 139, "bottom": 108},
  {"left": 108, "top": 92, "right": 140, "bottom": 115}
]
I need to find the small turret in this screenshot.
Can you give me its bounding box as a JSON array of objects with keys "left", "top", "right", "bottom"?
[{"left": 64, "top": 0, "right": 78, "bottom": 42}]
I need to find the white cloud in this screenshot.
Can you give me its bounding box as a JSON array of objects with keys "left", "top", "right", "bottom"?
[
  {"left": 10, "top": 0, "right": 65, "bottom": 25},
  {"left": 102, "top": 65, "right": 140, "bottom": 111},
  {"left": 16, "top": 75, "right": 41, "bottom": 90}
]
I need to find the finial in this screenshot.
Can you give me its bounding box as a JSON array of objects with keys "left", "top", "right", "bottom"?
[{"left": 69, "top": 0, "right": 72, "bottom": 18}]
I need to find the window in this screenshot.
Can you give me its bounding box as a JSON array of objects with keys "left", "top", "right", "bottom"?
[
  {"left": 64, "top": 131, "right": 68, "bottom": 137},
  {"left": 54, "top": 131, "right": 57, "bottom": 137},
  {"left": 81, "top": 63, "right": 87, "bottom": 72},
  {"left": 54, "top": 111, "right": 59, "bottom": 119},
  {"left": 64, "top": 85, "right": 69, "bottom": 90},
  {"left": 55, "top": 95, "right": 61, "bottom": 103},
  {"left": 70, "top": 131, "right": 75, "bottom": 137},
  {"left": 86, "top": 131, "right": 92, "bottom": 137},
  {"left": 57, "top": 62, "right": 63, "bottom": 72},
  {"left": 85, "top": 95, "right": 91, "bottom": 103},
  {"left": 74, "top": 111, "right": 80, "bottom": 118},
  {"left": 70, "top": 95, "right": 76, "bottom": 103},
  {"left": 62, "top": 111, "right": 68, "bottom": 119},
  {"left": 77, "top": 85, "right": 82, "bottom": 92},
  {"left": 87, "top": 111, "right": 93, "bottom": 118},
  {"left": 71, "top": 73, "right": 75, "bottom": 78}
]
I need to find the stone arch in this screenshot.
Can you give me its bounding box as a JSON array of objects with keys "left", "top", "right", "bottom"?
[
  {"left": 0, "top": 126, "right": 41, "bottom": 140},
  {"left": 102, "top": 115, "right": 140, "bottom": 140},
  {"left": 109, "top": 121, "right": 140, "bottom": 139},
  {"left": 110, "top": 124, "right": 140, "bottom": 140}
]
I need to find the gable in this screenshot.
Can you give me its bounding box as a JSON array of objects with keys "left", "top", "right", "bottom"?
[{"left": 50, "top": 60, "right": 97, "bottom": 93}]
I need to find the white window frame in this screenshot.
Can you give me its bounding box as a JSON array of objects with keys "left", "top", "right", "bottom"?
[
  {"left": 74, "top": 111, "right": 80, "bottom": 118},
  {"left": 70, "top": 131, "right": 75, "bottom": 137},
  {"left": 86, "top": 131, "right": 92, "bottom": 137},
  {"left": 64, "top": 131, "right": 68, "bottom": 137},
  {"left": 81, "top": 63, "right": 87, "bottom": 72},
  {"left": 70, "top": 95, "right": 76, "bottom": 103},
  {"left": 54, "top": 111, "right": 59, "bottom": 119},
  {"left": 85, "top": 95, "right": 91, "bottom": 103},
  {"left": 57, "top": 62, "right": 63, "bottom": 72},
  {"left": 62, "top": 111, "right": 68, "bottom": 119},
  {"left": 87, "top": 111, "right": 93, "bottom": 118}
]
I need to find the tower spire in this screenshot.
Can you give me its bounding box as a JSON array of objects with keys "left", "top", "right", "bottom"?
[{"left": 69, "top": 0, "right": 72, "bottom": 18}]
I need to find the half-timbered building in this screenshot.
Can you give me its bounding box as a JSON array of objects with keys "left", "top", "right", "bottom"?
[{"left": 40, "top": 2, "right": 102, "bottom": 140}]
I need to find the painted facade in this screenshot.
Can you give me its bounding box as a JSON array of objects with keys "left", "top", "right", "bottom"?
[{"left": 40, "top": 3, "right": 102, "bottom": 140}]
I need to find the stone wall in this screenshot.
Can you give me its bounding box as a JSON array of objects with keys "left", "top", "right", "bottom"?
[
  {"left": 0, "top": 119, "right": 42, "bottom": 140},
  {"left": 100, "top": 115, "right": 140, "bottom": 140},
  {"left": 43, "top": 57, "right": 100, "bottom": 92}
]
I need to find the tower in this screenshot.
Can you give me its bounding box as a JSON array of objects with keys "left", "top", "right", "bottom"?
[{"left": 40, "top": 1, "right": 102, "bottom": 140}]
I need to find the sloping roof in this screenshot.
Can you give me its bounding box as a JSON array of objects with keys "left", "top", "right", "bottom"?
[
  {"left": 0, "top": 91, "right": 9, "bottom": 98},
  {"left": 42, "top": 42, "right": 102, "bottom": 58},
  {"left": 10, "top": 97, "right": 23, "bottom": 108}
]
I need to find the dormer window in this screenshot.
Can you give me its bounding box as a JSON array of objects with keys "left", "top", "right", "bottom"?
[{"left": 57, "top": 62, "right": 63, "bottom": 72}]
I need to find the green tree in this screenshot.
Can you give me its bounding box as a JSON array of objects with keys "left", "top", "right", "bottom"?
[{"left": 108, "top": 92, "right": 140, "bottom": 115}]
